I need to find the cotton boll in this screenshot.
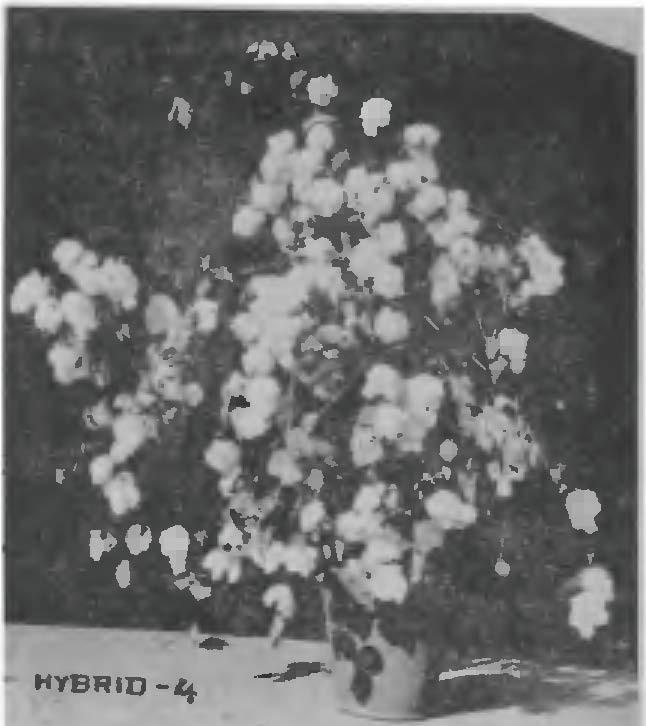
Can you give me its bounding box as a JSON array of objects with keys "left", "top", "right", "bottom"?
[
  {"left": 52, "top": 238, "right": 85, "bottom": 274},
  {"left": 354, "top": 482, "right": 386, "bottom": 513},
  {"left": 384, "top": 159, "right": 421, "bottom": 193},
  {"left": 283, "top": 542, "right": 318, "bottom": 576},
  {"left": 10, "top": 270, "right": 51, "bottom": 315},
  {"left": 103, "top": 471, "right": 141, "bottom": 517},
  {"left": 568, "top": 590, "right": 611, "bottom": 640},
  {"left": 271, "top": 216, "right": 294, "bottom": 250},
  {"left": 84, "top": 399, "right": 113, "bottom": 428},
  {"left": 447, "top": 236, "right": 481, "bottom": 283},
  {"left": 370, "top": 262, "right": 404, "bottom": 300},
  {"left": 244, "top": 376, "right": 281, "bottom": 419},
  {"left": 204, "top": 438, "right": 240, "bottom": 475},
  {"left": 299, "top": 499, "right": 326, "bottom": 533},
  {"left": 230, "top": 407, "right": 272, "bottom": 440},
  {"left": 305, "top": 120, "right": 335, "bottom": 153},
  {"left": 350, "top": 424, "right": 384, "bottom": 467},
  {"left": 66, "top": 251, "right": 103, "bottom": 296},
  {"left": 110, "top": 412, "right": 153, "bottom": 464},
  {"left": 191, "top": 298, "right": 219, "bottom": 333},
  {"left": 362, "top": 363, "right": 403, "bottom": 402},
  {"left": 429, "top": 254, "right": 462, "bottom": 313},
  {"left": 241, "top": 344, "right": 275, "bottom": 376},
  {"left": 33, "top": 296, "right": 64, "bottom": 334},
  {"left": 90, "top": 454, "right": 114, "bottom": 486},
  {"left": 372, "top": 221, "right": 407, "bottom": 257},
  {"left": 266, "top": 129, "right": 297, "bottom": 157},
  {"left": 304, "top": 178, "right": 345, "bottom": 218},
  {"left": 98, "top": 258, "right": 139, "bottom": 310},
  {"left": 371, "top": 403, "right": 408, "bottom": 440},
  {"left": 232, "top": 204, "right": 266, "bottom": 238},
  {"left": 373, "top": 307, "right": 410, "bottom": 344},
  {"left": 144, "top": 293, "right": 181, "bottom": 336},
  {"left": 403, "top": 122, "right": 441, "bottom": 150},
  {"left": 367, "top": 563, "right": 408, "bottom": 603},
  {"left": 203, "top": 548, "right": 242, "bottom": 583},
  {"left": 267, "top": 449, "right": 303, "bottom": 486},
  {"left": 60, "top": 290, "right": 98, "bottom": 340},
  {"left": 406, "top": 184, "right": 447, "bottom": 222},
  {"left": 47, "top": 341, "right": 88, "bottom": 384},
  {"left": 179, "top": 382, "right": 203, "bottom": 408},
  {"left": 424, "top": 489, "right": 477, "bottom": 530},
  {"left": 249, "top": 177, "right": 288, "bottom": 215},
  {"left": 405, "top": 373, "right": 445, "bottom": 418}
]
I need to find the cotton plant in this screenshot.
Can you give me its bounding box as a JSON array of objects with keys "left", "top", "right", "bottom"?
[
  {"left": 10, "top": 111, "right": 610, "bottom": 645},
  {"left": 199, "top": 113, "right": 607, "bottom": 642}
]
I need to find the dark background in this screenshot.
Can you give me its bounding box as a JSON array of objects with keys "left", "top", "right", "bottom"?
[{"left": 5, "top": 9, "right": 637, "bottom": 676}]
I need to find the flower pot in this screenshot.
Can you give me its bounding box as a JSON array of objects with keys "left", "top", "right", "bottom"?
[{"left": 321, "top": 586, "right": 430, "bottom": 721}]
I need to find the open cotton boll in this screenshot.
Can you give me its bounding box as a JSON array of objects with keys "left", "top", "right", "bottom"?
[
  {"left": 203, "top": 548, "right": 242, "bottom": 584},
  {"left": 362, "top": 363, "right": 403, "bottom": 402},
  {"left": 301, "top": 177, "right": 345, "bottom": 217},
  {"left": 182, "top": 381, "right": 205, "bottom": 407},
  {"left": 97, "top": 258, "right": 139, "bottom": 310},
  {"left": 405, "top": 373, "right": 445, "bottom": 418},
  {"left": 350, "top": 423, "right": 384, "bottom": 467},
  {"left": 366, "top": 563, "right": 408, "bottom": 603},
  {"left": 373, "top": 306, "right": 410, "bottom": 344},
  {"left": 10, "top": 270, "right": 52, "bottom": 315},
  {"left": 406, "top": 184, "right": 447, "bottom": 222},
  {"left": 33, "top": 296, "right": 64, "bottom": 334},
  {"left": 429, "top": 254, "right": 462, "bottom": 313},
  {"left": 271, "top": 216, "right": 294, "bottom": 250},
  {"left": 372, "top": 220, "right": 407, "bottom": 257},
  {"left": 249, "top": 177, "right": 288, "bottom": 215},
  {"left": 109, "top": 412, "right": 155, "bottom": 464},
  {"left": 144, "top": 293, "right": 181, "bottom": 336},
  {"left": 190, "top": 298, "right": 219, "bottom": 333},
  {"left": 204, "top": 438, "right": 240, "bottom": 475},
  {"left": 52, "top": 238, "right": 85, "bottom": 274},
  {"left": 60, "top": 290, "right": 98, "bottom": 340},
  {"left": 47, "top": 340, "right": 88, "bottom": 384},
  {"left": 305, "top": 119, "right": 336, "bottom": 153},
  {"left": 267, "top": 448, "right": 303, "bottom": 486},
  {"left": 266, "top": 129, "right": 297, "bottom": 157},
  {"left": 368, "top": 260, "right": 405, "bottom": 300},
  {"left": 448, "top": 235, "right": 481, "bottom": 281},
  {"left": 299, "top": 499, "right": 326, "bottom": 533},
  {"left": 424, "top": 489, "right": 477, "bottom": 530},
  {"left": 232, "top": 204, "right": 266, "bottom": 238},
  {"left": 370, "top": 403, "right": 408, "bottom": 441},
  {"left": 103, "top": 471, "right": 141, "bottom": 517},
  {"left": 353, "top": 482, "right": 387, "bottom": 513},
  {"left": 90, "top": 454, "right": 114, "bottom": 486},
  {"left": 403, "top": 122, "right": 441, "bottom": 150}
]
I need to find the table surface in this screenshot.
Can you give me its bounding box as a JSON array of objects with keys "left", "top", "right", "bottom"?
[{"left": 5, "top": 624, "right": 640, "bottom": 726}]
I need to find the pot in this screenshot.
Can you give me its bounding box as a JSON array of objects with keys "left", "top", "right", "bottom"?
[{"left": 321, "top": 586, "right": 430, "bottom": 720}]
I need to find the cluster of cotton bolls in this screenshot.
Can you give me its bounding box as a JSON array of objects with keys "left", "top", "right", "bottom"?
[
  {"left": 352, "top": 363, "right": 446, "bottom": 465},
  {"left": 84, "top": 287, "right": 218, "bottom": 516},
  {"left": 450, "top": 379, "right": 541, "bottom": 500},
  {"left": 10, "top": 238, "right": 139, "bottom": 385}
]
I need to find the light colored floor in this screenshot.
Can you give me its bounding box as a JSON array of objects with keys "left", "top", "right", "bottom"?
[{"left": 5, "top": 625, "right": 639, "bottom": 726}]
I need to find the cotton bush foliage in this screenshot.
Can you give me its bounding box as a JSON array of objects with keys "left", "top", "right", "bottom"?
[{"left": 10, "top": 112, "right": 602, "bottom": 643}]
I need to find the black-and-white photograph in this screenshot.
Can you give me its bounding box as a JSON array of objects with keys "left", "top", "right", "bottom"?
[{"left": 4, "top": 7, "right": 641, "bottom": 725}]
